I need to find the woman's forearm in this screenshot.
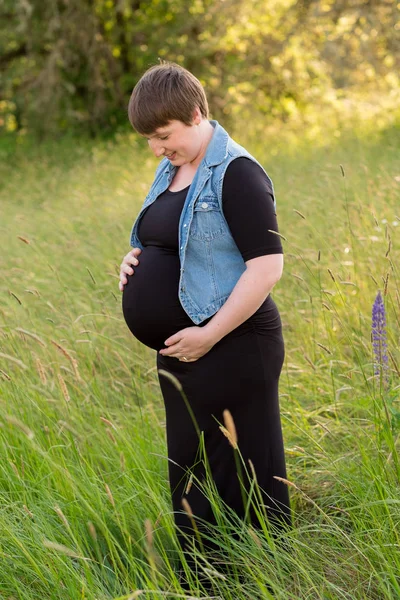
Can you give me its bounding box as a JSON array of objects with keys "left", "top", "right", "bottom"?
[{"left": 203, "top": 254, "right": 283, "bottom": 345}]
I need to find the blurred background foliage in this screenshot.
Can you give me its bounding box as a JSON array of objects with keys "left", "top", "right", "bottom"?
[{"left": 0, "top": 0, "right": 399, "bottom": 137}]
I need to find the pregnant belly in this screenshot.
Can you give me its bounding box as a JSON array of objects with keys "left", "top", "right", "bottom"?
[{"left": 122, "top": 247, "right": 195, "bottom": 351}]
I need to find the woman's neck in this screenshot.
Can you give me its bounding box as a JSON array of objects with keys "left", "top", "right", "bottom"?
[{"left": 189, "top": 120, "right": 215, "bottom": 169}]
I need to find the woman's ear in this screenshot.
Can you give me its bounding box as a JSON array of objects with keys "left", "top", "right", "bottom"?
[{"left": 192, "top": 106, "right": 202, "bottom": 125}]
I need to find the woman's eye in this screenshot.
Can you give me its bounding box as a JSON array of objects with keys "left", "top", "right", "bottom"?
[{"left": 160, "top": 136, "right": 169, "bottom": 141}]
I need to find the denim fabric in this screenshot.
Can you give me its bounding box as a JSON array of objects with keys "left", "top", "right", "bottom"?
[{"left": 129, "top": 120, "right": 275, "bottom": 324}]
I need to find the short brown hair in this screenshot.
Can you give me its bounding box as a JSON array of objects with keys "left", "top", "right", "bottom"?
[{"left": 128, "top": 62, "right": 209, "bottom": 135}]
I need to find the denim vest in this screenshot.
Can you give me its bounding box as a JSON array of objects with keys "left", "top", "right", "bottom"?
[{"left": 129, "top": 120, "right": 276, "bottom": 325}]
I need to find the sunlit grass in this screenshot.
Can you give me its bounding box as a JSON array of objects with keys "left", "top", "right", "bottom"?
[{"left": 1, "top": 120, "right": 400, "bottom": 598}]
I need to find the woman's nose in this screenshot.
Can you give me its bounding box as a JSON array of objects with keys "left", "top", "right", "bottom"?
[{"left": 148, "top": 139, "right": 165, "bottom": 157}]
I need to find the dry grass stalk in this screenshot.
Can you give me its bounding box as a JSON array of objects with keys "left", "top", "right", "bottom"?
[
  {"left": 273, "top": 475, "right": 299, "bottom": 490},
  {"left": 388, "top": 350, "right": 400, "bottom": 377},
  {"left": 158, "top": 369, "right": 183, "bottom": 392},
  {"left": 51, "top": 340, "right": 82, "bottom": 382},
  {"left": 54, "top": 505, "right": 69, "bottom": 528},
  {"left": 100, "top": 416, "right": 117, "bottom": 430},
  {"left": 112, "top": 349, "right": 131, "bottom": 375},
  {"left": 126, "top": 592, "right": 143, "bottom": 599},
  {"left": 316, "top": 343, "right": 332, "bottom": 355},
  {"left": 248, "top": 459, "right": 258, "bottom": 483},
  {"left": 57, "top": 420, "right": 80, "bottom": 438},
  {"left": 4, "top": 415, "right": 34, "bottom": 439},
  {"left": 105, "top": 428, "right": 117, "bottom": 444},
  {"left": 248, "top": 526, "right": 262, "bottom": 548},
  {"left": 268, "top": 229, "right": 287, "bottom": 241},
  {"left": 293, "top": 209, "right": 306, "bottom": 219},
  {"left": 43, "top": 540, "right": 88, "bottom": 560},
  {"left": 57, "top": 373, "right": 70, "bottom": 402},
  {"left": 383, "top": 272, "right": 389, "bottom": 296},
  {"left": 154, "top": 510, "right": 162, "bottom": 528},
  {"left": 181, "top": 498, "right": 193, "bottom": 518},
  {"left": 86, "top": 267, "right": 96, "bottom": 284},
  {"left": 51, "top": 340, "right": 74, "bottom": 360},
  {"left": 16, "top": 328, "right": 46, "bottom": 347},
  {"left": 0, "top": 352, "right": 27, "bottom": 369},
  {"left": 328, "top": 505, "right": 350, "bottom": 516},
  {"left": 9, "top": 461, "right": 20, "bottom": 479},
  {"left": 105, "top": 483, "right": 115, "bottom": 507},
  {"left": 304, "top": 354, "right": 316, "bottom": 370},
  {"left": 144, "top": 518, "right": 153, "bottom": 549},
  {"left": 17, "top": 236, "right": 30, "bottom": 244},
  {"left": 120, "top": 451, "right": 126, "bottom": 472},
  {"left": 222, "top": 409, "right": 238, "bottom": 449},
  {"left": 147, "top": 402, "right": 162, "bottom": 428},
  {"left": 185, "top": 473, "right": 193, "bottom": 495},
  {"left": 0, "top": 369, "right": 11, "bottom": 381},
  {"left": 35, "top": 357, "right": 47, "bottom": 384},
  {"left": 9, "top": 291, "right": 22, "bottom": 305},
  {"left": 23, "top": 504, "right": 34, "bottom": 518},
  {"left": 87, "top": 521, "right": 97, "bottom": 541},
  {"left": 25, "top": 288, "right": 41, "bottom": 297}
]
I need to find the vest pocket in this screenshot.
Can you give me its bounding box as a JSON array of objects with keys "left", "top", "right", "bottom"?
[{"left": 189, "top": 199, "right": 226, "bottom": 240}]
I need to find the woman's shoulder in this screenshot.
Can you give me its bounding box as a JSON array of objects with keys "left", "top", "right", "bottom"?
[{"left": 224, "top": 157, "right": 273, "bottom": 194}]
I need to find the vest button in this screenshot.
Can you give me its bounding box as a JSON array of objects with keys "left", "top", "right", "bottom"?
[{"left": 201, "top": 202, "right": 208, "bottom": 209}]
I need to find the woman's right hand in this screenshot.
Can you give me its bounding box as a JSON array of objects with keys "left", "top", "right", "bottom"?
[{"left": 119, "top": 247, "right": 142, "bottom": 291}]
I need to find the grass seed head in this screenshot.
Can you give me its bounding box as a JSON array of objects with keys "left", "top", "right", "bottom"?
[
  {"left": 105, "top": 428, "right": 117, "bottom": 444},
  {"left": 57, "top": 373, "right": 70, "bottom": 402},
  {"left": 35, "top": 357, "right": 47, "bottom": 384},
  {"left": 87, "top": 521, "right": 97, "bottom": 541},
  {"left": 17, "top": 235, "right": 30, "bottom": 244},
  {"left": 181, "top": 498, "right": 193, "bottom": 518},
  {"left": 23, "top": 505, "right": 34, "bottom": 518},
  {"left": 105, "top": 483, "right": 115, "bottom": 507},
  {"left": 120, "top": 451, "right": 126, "bottom": 472},
  {"left": 9, "top": 461, "right": 20, "bottom": 478},
  {"left": 273, "top": 475, "right": 299, "bottom": 490},
  {"left": 185, "top": 473, "right": 193, "bottom": 495},
  {"left": 222, "top": 409, "right": 238, "bottom": 449},
  {"left": 144, "top": 518, "right": 153, "bottom": 549},
  {"left": 54, "top": 505, "right": 69, "bottom": 528},
  {"left": 248, "top": 526, "right": 262, "bottom": 548},
  {"left": 0, "top": 369, "right": 11, "bottom": 381}
]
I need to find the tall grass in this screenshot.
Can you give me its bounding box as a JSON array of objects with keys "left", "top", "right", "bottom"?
[{"left": 1, "top": 121, "right": 399, "bottom": 599}]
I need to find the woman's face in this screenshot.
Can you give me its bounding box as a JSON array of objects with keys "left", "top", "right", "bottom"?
[{"left": 144, "top": 114, "right": 205, "bottom": 167}]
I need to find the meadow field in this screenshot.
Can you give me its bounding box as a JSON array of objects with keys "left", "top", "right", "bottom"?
[{"left": 0, "top": 122, "right": 399, "bottom": 599}]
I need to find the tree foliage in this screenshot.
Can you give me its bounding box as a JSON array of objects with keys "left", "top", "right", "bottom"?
[{"left": 0, "top": 0, "right": 399, "bottom": 135}]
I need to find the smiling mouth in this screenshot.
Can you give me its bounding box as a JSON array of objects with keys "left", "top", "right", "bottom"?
[{"left": 166, "top": 152, "right": 176, "bottom": 159}]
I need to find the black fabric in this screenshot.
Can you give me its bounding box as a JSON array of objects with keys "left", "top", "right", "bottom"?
[
  {"left": 222, "top": 157, "right": 283, "bottom": 261},
  {"left": 122, "top": 157, "right": 291, "bottom": 563},
  {"left": 122, "top": 187, "right": 192, "bottom": 350}
]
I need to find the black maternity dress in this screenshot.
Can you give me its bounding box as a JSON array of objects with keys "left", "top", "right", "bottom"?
[{"left": 122, "top": 157, "right": 291, "bottom": 557}]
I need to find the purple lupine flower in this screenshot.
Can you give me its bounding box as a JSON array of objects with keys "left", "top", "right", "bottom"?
[{"left": 372, "top": 290, "right": 389, "bottom": 383}]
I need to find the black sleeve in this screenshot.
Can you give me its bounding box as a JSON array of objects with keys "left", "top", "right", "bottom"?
[{"left": 222, "top": 157, "right": 283, "bottom": 261}]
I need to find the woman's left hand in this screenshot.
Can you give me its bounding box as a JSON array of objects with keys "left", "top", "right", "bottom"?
[{"left": 159, "top": 327, "right": 216, "bottom": 362}]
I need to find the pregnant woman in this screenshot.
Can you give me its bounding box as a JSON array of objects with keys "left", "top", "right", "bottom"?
[{"left": 119, "top": 62, "right": 291, "bottom": 577}]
